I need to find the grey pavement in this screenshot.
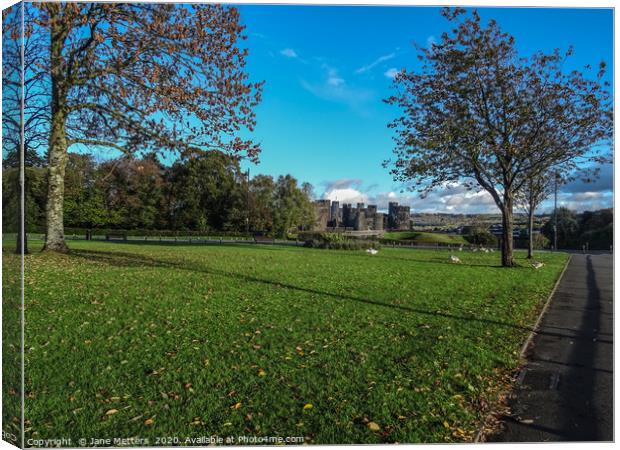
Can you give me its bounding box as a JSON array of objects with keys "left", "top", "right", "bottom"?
[{"left": 490, "top": 253, "right": 613, "bottom": 442}]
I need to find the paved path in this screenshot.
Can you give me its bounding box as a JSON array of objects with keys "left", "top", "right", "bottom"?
[{"left": 490, "top": 253, "right": 613, "bottom": 442}]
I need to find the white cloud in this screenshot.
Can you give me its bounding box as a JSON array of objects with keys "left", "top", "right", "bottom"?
[
  {"left": 355, "top": 52, "right": 396, "bottom": 74},
  {"left": 300, "top": 64, "right": 375, "bottom": 115},
  {"left": 319, "top": 176, "right": 612, "bottom": 215},
  {"left": 324, "top": 188, "right": 369, "bottom": 204},
  {"left": 540, "top": 191, "right": 612, "bottom": 213},
  {"left": 384, "top": 68, "right": 399, "bottom": 79},
  {"left": 321, "top": 180, "right": 412, "bottom": 211},
  {"left": 323, "top": 179, "right": 364, "bottom": 191},
  {"left": 327, "top": 76, "right": 345, "bottom": 86},
  {"left": 320, "top": 180, "right": 499, "bottom": 214},
  {"left": 280, "top": 48, "right": 298, "bottom": 58},
  {"left": 369, "top": 191, "right": 414, "bottom": 211}
]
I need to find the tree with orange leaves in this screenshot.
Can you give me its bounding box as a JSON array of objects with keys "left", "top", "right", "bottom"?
[{"left": 27, "top": 3, "right": 262, "bottom": 252}]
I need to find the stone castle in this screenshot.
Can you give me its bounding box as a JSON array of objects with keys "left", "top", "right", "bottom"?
[{"left": 313, "top": 199, "right": 411, "bottom": 232}]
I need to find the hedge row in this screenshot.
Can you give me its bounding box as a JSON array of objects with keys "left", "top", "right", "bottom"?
[
  {"left": 302, "top": 232, "right": 380, "bottom": 251},
  {"left": 56, "top": 227, "right": 255, "bottom": 238}
]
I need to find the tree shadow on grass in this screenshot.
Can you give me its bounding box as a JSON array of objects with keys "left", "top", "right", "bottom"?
[
  {"left": 342, "top": 251, "right": 528, "bottom": 269},
  {"left": 69, "top": 249, "right": 578, "bottom": 341},
  {"left": 78, "top": 239, "right": 299, "bottom": 252},
  {"left": 78, "top": 239, "right": 520, "bottom": 269}
]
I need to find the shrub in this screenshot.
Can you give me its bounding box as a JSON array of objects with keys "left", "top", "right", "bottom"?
[
  {"left": 465, "top": 229, "right": 498, "bottom": 247},
  {"left": 303, "top": 233, "right": 380, "bottom": 251}
]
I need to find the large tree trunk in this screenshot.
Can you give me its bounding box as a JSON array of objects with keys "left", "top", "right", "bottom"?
[
  {"left": 500, "top": 194, "right": 515, "bottom": 267},
  {"left": 43, "top": 115, "right": 69, "bottom": 252},
  {"left": 43, "top": 16, "right": 69, "bottom": 253},
  {"left": 527, "top": 208, "right": 534, "bottom": 259},
  {"left": 15, "top": 165, "right": 28, "bottom": 255}
]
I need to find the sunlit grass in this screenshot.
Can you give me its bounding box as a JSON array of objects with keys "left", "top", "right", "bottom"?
[{"left": 9, "top": 240, "right": 568, "bottom": 444}]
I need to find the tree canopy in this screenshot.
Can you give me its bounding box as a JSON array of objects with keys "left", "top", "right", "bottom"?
[
  {"left": 16, "top": 3, "right": 264, "bottom": 251},
  {"left": 386, "top": 8, "right": 612, "bottom": 266}
]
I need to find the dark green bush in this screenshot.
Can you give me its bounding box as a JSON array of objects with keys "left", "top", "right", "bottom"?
[
  {"left": 465, "top": 229, "right": 498, "bottom": 247},
  {"left": 303, "top": 233, "right": 380, "bottom": 250}
]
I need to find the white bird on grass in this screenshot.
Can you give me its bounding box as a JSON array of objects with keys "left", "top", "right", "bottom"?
[
  {"left": 450, "top": 255, "right": 462, "bottom": 264},
  {"left": 531, "top": 261, "right": 544, "bottom": 269},
  {"left": 366, "top": 248, "right": 379, "bottom": 255}
]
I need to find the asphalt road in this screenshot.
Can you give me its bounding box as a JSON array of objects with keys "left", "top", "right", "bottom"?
[{"left": 490, "top": 253, "right": 613, "bottom": 442}]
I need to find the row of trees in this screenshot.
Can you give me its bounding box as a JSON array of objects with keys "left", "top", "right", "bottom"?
[
  {"left": 2, "top": 152, "right": 315, "bottom": 238},
  {"left": 541, "top": 207, "right": 613, "bottom": 250},
  {"left": 386, "top": 8, "right": 612, "bottom": 265}
]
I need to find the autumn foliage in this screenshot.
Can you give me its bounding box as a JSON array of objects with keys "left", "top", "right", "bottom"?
[
  {"left": 386, "top": 8, "right": 612, "bottom": 266},
  {"left": 23, "top": 3, "right": 263, "bottom": 251}
]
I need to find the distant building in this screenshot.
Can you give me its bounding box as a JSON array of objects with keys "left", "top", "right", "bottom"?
[
  {"left": 488, "top": 223, "right": 522, "bottom": 239},
  {"left": 388, "top": 202, "right": 411, "bottom": 230},
  {"left": 330, "top": 201, "right": 340, "bottom": 226},
  {"left": 312, "top": 199, "right": 385, "bottom": 232},
  {"left": 313, "top": 199, "right": 331, "bottom": 231}
]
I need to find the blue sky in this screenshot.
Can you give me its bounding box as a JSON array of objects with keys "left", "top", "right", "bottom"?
[{"left": 234, "top": 5, "right": 613, "bottom": 214}]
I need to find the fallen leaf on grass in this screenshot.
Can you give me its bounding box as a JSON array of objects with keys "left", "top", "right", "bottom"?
[
  {"left": 105, "top": 409, "right": 119, "bottom": 416},
  {"left": 367, "top": 422, "right": 381, "bottom": 432},
  {"left": 258, "top": 369, "right": 266, "bottom": 377},
  {"left": 303, "top": 403, "right": 313, "bottom": 410},
  {"left": 144, "top": 418, "right": 154, "bottom": 426},
  {"left": 231, "top": 402, "right": 242, "bottom": 410}
]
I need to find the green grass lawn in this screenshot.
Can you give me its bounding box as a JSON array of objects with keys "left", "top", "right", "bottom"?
[
  {"left": 6, "top": 240, "right": 568, "bottom": 444},
  {"left": 382, "top": 231, "right": 468, "bottom": 245},
  {"left": 2, "top": 244, "right": 22, "bottom": 446}
]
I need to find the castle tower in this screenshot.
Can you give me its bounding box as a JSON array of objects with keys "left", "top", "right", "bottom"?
[
  {"left": 330, "top": 201, "right": 340, "bottom": 226},
  {"left": 355, "top": 208, "right": 366, "bottom": 231},
  {"left": 342, "top": 204, "right": 352, "bottom": 228},
  {"left": 313, "top": 199, "right": 331, "bottom": 231}
]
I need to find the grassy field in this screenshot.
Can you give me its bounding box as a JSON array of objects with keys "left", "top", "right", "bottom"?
[
  {"left": 6, "top": 240, "right": 568, "bottom": 444},
  {"left": 382, "top": 231, "right": 469, "bottom": 245},
  {"left": 2, "top": 244, "right": 22, "bottom": 446}
]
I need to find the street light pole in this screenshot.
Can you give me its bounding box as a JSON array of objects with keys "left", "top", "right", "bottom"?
[
  {"left": 553, "top": 172, "right": 558, "bottom": 251},
  {"left": 246, "top": 168, "right": 250, "bottom": 237}
]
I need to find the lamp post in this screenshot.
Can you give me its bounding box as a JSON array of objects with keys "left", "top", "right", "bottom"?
[
  {"left": 553, "top": 172, "right": 559, "bottom": 251},
  {"left": 246, "top": 168, "right": 250, "bottom": 237}
]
